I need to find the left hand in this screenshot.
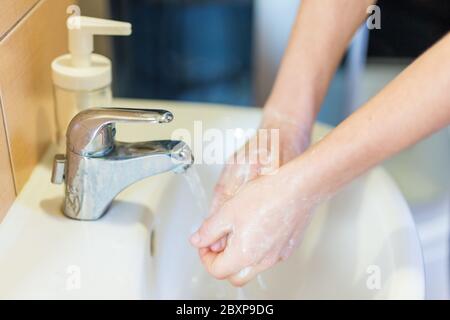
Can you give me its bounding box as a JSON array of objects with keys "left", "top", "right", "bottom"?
[{"left": 206, "top": 108, "right": 311, "bottom": 254}]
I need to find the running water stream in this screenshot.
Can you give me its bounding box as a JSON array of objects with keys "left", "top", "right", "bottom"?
[
  {"left": 181, "top": 166, "right": 253, "bottom": 299},
  {"left": 182, "top": 167, "right": 209, "bottom": 219},
  {"left": 181, "top": 166, "right": 270, "bottom": 299}
]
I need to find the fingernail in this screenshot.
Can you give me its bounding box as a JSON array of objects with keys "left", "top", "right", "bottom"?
[
  {"left": 211, "top": 242, "right": 221, "bottom": 251},
  {"left": 190, "top": 232, "right": 201, "bottom": 245}
]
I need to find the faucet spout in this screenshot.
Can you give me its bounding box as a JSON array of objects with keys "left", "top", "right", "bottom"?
[
  {"left": 51, "top": 107, "right": 193, "bottom": 221},
  {"left": 108, "top": 140, "right": 194, "bottom": 176}
]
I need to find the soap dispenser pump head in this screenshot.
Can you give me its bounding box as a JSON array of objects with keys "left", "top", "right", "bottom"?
[{"left": 68, "top": 16, "right": 132, "bottom": 67}]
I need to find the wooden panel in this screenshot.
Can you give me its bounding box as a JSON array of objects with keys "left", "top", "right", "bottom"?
[
  {"left": 0, "top": 103, "right": 15, "bottom": 221},
  {"left": 0, "top": 0, "right": 39, "bottom": 39},
  {"left": 0, "top": 0, "right": 74, "bottom": 192}
]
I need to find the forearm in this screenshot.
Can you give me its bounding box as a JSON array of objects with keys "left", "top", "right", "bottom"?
[
  {"left": 288, "top": 33, "right": 450, "bottom": 198},
  {"left": 265, "top": 0, "right": 375, "bottom": 131}
]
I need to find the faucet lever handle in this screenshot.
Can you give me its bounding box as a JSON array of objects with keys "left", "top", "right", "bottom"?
[{"left": 67, "top": 107, "right": 173, "bottom": 156}]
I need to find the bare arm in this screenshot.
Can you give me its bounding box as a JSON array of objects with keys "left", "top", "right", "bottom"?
[
  {"left": 264, "top": 0, "right": 376, "bottom": 133},
  {"left": 286, "top": 33, "right": 450, "bottom": 199},
  {"left": 192, "top": 31, "right": 450, "bottom": 287},
  {"left": 207, "top": 0, "right": 377, "bottom": 233}
]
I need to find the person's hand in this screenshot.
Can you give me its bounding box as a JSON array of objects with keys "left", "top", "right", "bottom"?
[
  {"left": 190, "top": 165, "right": 316, "bottom": 286},
  {"left": 206, "top": 108, "right": 311, "bottom": 253},
  {"left": 211, "top": 109, "right": 310, "bottom": 211}
]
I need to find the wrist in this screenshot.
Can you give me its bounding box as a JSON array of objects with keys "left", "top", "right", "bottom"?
[
  {"left": 261, "top": 103, "right": 314, "bottom": 152},
  {"left": 262, "top": 91, "right": 318, "bottom": 131},
  {"left": 277, "top": 146, "right": 335, "bottom": 207}
]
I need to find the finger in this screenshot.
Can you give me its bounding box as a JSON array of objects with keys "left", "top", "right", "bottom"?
[
  {"left": 204, "top": 241, "right": 252, "bottom": 279},
  {"left": 209, "top": 236, "right": 227, "bottom": 253},
  {"left": 210, "top": 164, "right": 260, "bottom": 214},
  {"left": 209, "top": 165, "right": 244, "bottom": 215},
  {"left": 227, "top": 255, "right": 280, "bottom": 287},
  {"left": 198, "top": 247, "right": 228, "bottom": 280},
  {"left": 190, "top": 210, "right": 232, "bottom": 248},
  {"left": 210, "top": 151, "right": 261, "bottom": 216},
  {"left": 209, "top": 187, "right": 231, "bottom": 216},
  {"left": 211, "top": 133, "right": 275, "bottom": 215},
  {"left": 279, "top": 228, "right": 303, "bottom": 261},
  {"left": 226, "top": 234, "right": 290, "bottom": 287}
]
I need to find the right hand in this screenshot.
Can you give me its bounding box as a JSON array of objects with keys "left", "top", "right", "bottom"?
[{"left": 191, "top": 160, "right": 316, "bottom": 286}]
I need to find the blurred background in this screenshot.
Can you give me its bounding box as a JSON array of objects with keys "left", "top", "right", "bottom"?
[
  {"left": 78, "top": 0, "right": 449, "bottom": 298},
  {"left": 78, "top": 0, "right": 449, "bottom": 121}
]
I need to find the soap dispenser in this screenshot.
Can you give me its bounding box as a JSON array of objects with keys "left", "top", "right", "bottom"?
[{"left": 52, "top": 16, "right": 132, "bottom": 144}]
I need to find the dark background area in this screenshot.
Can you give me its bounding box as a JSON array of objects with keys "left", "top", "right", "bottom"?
[
  {"left": 368, "top": 0, "right": 450, "bottom": 58},
  {"left": 110, "top": 0, "right": 253, "bottom": 104},
  {"left": 109, "top": 0, "right": 449, "bottom": 105}
]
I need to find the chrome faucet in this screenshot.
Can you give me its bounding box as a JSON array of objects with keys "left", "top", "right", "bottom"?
[{"left": 51, "top": 107, "right": 193, "bottom": 221}]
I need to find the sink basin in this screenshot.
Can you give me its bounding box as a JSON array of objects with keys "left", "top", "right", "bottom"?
[
  {"left": 0, "top": 99, "right": 425, "bottom": 299},
  {"left": 153, "top": 164, "right": 425, "bottom": 299}
]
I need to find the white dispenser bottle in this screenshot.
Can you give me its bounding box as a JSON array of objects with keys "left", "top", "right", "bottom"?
[{"left": 52, "top": 16, "right": 132, "bottom": 144}]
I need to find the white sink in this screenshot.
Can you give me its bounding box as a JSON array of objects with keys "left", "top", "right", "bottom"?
[{"left": 0, "top": 99, "right": 425, "bottom": 299}]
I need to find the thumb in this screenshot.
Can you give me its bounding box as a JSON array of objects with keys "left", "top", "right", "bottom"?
[{"left": 190, "top": 209, "right": 233, "bottom": 248}]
